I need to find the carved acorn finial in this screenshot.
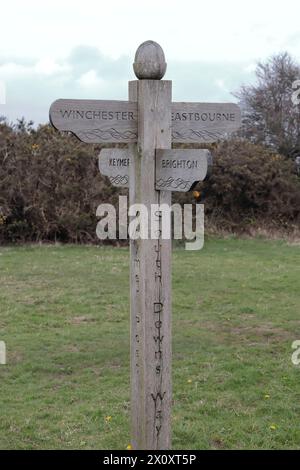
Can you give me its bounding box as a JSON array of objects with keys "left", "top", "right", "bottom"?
[{"left": 133, "top": 40, "right": 167, "bottom": 80}]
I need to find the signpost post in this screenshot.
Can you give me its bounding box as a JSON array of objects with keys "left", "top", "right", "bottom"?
[{"left": 50, "top": 40, "right": 241, "bottom": 450}]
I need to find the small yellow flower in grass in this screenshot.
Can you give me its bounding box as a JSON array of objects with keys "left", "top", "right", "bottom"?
[
  {"left": 269, "top": 424, "right": 277, "bottom": 430},
  {"left": 264, "top": 394, "right": 270, "bottom": 399},
  {"left": 187, "top": 379, "right": 192, "bottom": 384},
  {"left": 126, "top": 444, "right": 133, "bottom": 450},
  {"left": 105, "top": 415, "right": 112, "bottom": 423}
]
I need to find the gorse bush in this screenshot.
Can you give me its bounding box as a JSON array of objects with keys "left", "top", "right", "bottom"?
[
  {"left": 200, "top": 139, "right": 300, "bottom": 232},
  {"left": 0, "top": 120, "right": 299, "bottom": 244},
  {"left": 0, "top": 121, "right": 124, "bottom": 243}
]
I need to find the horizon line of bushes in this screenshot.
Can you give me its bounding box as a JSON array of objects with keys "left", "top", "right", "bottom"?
[{"left": 0, "top": 118, "right": 299, "bottom": 245}]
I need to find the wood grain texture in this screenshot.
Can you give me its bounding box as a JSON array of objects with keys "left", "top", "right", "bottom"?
[
  {"left": 99, "top": 148, "right": 211, "bottom": 191},
  {"left": 171, "top": 102, "right": 241, "bottom": 142},
  {"left": 99, "top": 149, "right": 130, "bottom": 188},
  {"left": 50, "top": 99, "right": 240, "bottom": 144},
  {"left": 133, "top": 40, "right": 167, "bottom": 80},
  {"left": 49, "top": 99, "right": 138, "bottom": 143},
  {"left": 156, "top": 149, "right": 210, "bottom": 191},
  {"left": 129, "top": 79, "right": 172, "bottom": 450}
]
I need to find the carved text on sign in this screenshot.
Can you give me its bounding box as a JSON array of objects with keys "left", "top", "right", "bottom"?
[
  {"left": 50, "top": 99, "right": 241, "bottom": 144},
  {"left": 99, "top": 149, "right": 130, "bottom": 187},
  {"left": 155, "top": 149, "right": 211, "bottom": 192},
  {"left": 171, "top": 102, "right": 240, "bottom": 142},
  {"left": 50, "top": 99, "right": 138, "bottom": 143},
  {"left": 99, "top": 148, "right": 211, "bottom": 190}
]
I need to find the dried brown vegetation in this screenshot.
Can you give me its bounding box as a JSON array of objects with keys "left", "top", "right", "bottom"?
[{"left": 0, "top": 119, "right": 299, "bottom": 244}]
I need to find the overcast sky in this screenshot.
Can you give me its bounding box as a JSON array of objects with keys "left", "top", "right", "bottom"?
[{"left": 0, "top": 0, "right": 300, "bottom": 124}]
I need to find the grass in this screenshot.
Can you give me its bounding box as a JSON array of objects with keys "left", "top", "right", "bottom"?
[{"left": 0, "top": 238, "right": 299, "bottom": 449}]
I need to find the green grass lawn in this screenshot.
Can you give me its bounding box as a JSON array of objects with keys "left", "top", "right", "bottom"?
[{"left": 0, "top": 238, "right": 299, "bottom": 449}]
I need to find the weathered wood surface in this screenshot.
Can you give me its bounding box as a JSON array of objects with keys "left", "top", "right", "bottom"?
[
  {"left": 49, "top": 40, "right": 242, "bottom": 453},
  {"left": 133, "top": 40, "right": 167, "bottom": 80},
  {"left": 129, "top": 78, "right": 172, "bottom": 450},
  {"left": 50, "top": 98, "right": 240, "bottom": 144},
  {"left": 49, "top": 99, "right": 138, "bottom": 143},
  {"left": 99, "top": 149, "right": 130, "bottom": 188},
  {"left": 156, "top": 149, "right": 210, "bottom": 192},
  {"left": 171, "top": 102, "right": 241, "bottom": 142},
  {"left": 99, "top": 148, "right": 211, "bottom": 190}
]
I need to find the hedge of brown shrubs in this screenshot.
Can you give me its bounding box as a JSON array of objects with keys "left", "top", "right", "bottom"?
[
  {"left": 198, "top": 139, "right": 300, "bottom": 232},
  {"left": 0, "top": 120, "right": 299, "bottom": 244}
]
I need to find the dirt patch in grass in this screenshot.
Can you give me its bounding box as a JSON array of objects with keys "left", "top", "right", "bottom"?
[
  {"left": 69, "top": 316, "right": 96, "bottom": 325},
  {"left": 180, "top": 319, "right": 293, "bottom": 344},
  {"left": 210, "top": 437, "right": 225, "bottom": 449},
  {"left": 230, "top": 324, "right": 292, "bottom": 342},
  {"left": 8, "top": 351, "right": 24, "bottom": 364}
]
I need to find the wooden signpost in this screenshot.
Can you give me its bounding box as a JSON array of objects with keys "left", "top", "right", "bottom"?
[
  {"left": 155, "top": 149, "right": 210, "bottom": 192},
  {"left": 50, "top": 100, "right": 240, "bottom": 144},
  {"left": 98, "top": 148, "right": 211, "bottom": 191},
  {"left": 50, "top": 40, "right": 241, "bottom": 450},
  {"left": 50, "top": 99, "right": 138, "bottom": 143},
  {"left": 99, "top": 149, "right": 130, "bottom": 188}
]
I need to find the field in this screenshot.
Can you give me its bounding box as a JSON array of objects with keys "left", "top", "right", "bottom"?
[{"left": 0, "top": 238, "right": 299, "bottom": 450}]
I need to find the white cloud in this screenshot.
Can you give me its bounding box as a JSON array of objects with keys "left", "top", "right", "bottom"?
[
  {"left": 77, "top": 69, "right": 105, "bottom": 88},
  {"left": 1, "top": 0, "right": 299, "bottom": 123},
  {"left": 1, "top": 0, "right": 300, "bottom": 62},
  {"left": 0, "top": 62, "right": 32, "bottom": 78},
  {"left": 244, "top": 63, "right": 257, "bottom": 74},
  {"left": 34, "top": 58, "right": 69, "bottom": 76},
  {"left": 0, "top": 50, "right": 258, "bottom": 124},
  {"left": 215, "top": 79, "right": 229, "bottom": 93},
  {"left": 0, "top": 80, "right": 5, "bottom": 104},
  {"left": 0, "top": 58, "right": 69, "bottom": 79}
]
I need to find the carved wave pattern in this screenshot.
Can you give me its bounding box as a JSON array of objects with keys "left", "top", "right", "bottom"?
[
  {"left": 172, "top": 128, "right": 225, "bottom": 141},
  {"left": 109, "top": 175, "right": 129, "bottom": 186},
  {"left": 77, "top": 128, "right": 137, "bottom": 142},
  {"left": 156, "top": 177, "right": 191, "bottom": 190}
]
